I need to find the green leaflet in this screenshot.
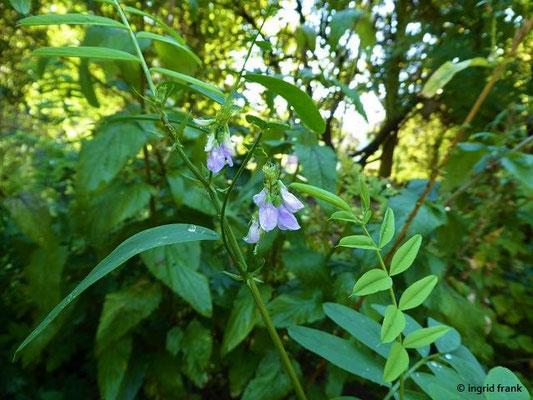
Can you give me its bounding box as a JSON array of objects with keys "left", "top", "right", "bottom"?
[
  {"left": 151, "top": 67, "right": 225, "bottom": 100},
  {"left": 136, "top": 31, "right": 201, "bottom": 65},
  {"left": 18, "top": 14, "right": 126, "bottom": 29},
  {"left": 379, "top": 207, "right": 395, "bottom": 248},
  {"left": 32, "top": 46, "right": 141, "bottom": 62},
  {"left": 9, "top": 0, "right": 31, "bottom": 14},
  {"left": 14, "top": 224, "right": 219, "bottom": 360},
  {"left": 351, "top": 269, "right": 392, "bottom": 296},
  {"left": 338, "top": 235, "right": 377, "bottom": 250},
  {"left": 383, "top": 342, "right": 409, "bottom": 383},
  {"left": 380, "top": 305, "right": 405, "bottom": 343},
  {"left": 403, "top": 326, "right": 451, "bottom": 348},
  {"left": 398, "top": 275, "right": 438, "bottom": 310},
  {"left": 245, "top": 74, "right": 326, "bottom": 133},
  {"left": 389, "top": 234, "right": 422, "bottom": 276},
  {"left": 290, "top": 183, "right": 351, "bottom": 211}
]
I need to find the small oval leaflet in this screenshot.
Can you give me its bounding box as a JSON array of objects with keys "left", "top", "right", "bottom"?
[
  {"left": 403, "top": 325, "right": 451, "bottom": 348},
  {"left": 390, "top": 234, "right": 422, "bottom": 276},
  {"left": 380, "top": 305, "right": 406, "bottom": 343},
  {"left": 351, "top": 269, "right": 392, "bottom": 296},
  {"left": 383, "top": 342, "right": 409, "bottom": 383},
  {"left": 398, "top": 275, "right": 438, "bottom": 311}
]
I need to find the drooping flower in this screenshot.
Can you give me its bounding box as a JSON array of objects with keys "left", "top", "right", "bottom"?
[
  {"left": 280, "top": 186, "right": 304, "bottom": 213},
  {"left": 202, "top": 101, "right": 236, "bottom": 173},
  {"left": 207, "top": 143, "right": 234, "bottom": 173},
  {"left": 259, "top": 202, "right": 279, "bottom": 231},
  {"left": 243, "top": 218, "right": 261, "bottom": 243},
  {"left": 277, "top": 205, "right": 301, "bottom": 230}
]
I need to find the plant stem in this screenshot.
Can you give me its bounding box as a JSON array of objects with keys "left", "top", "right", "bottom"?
[{"left": 113, "top": 4, "right": 307, "bottom": 398}]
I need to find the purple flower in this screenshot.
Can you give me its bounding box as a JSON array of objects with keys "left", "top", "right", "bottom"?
[
  {"left": 207, "top": 144, "right": 233, "bottom": 173},
  {"left": 280, "top": 187, "right": 304, "bottom": 213},
  {"left": 243, "top": 219, "right": 261, "bottom": 243},
  {"left": 259, "top": 203, "right": 278, "bottom": 231},
  {"left": 253, "top": 189, "right": 267, "bottom": 206},
  {"left": 277, "top": 205, "right": 301, "bottom": 230}
]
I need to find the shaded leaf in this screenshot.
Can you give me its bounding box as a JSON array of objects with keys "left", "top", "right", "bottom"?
[
  {"left": 136, "top": 32, "right": 201, "bottom": 65},
  {"left": 181, "top": 320, "right": 212, "bottom": 387},
  {"left": 9, "top": 0, "right": 31, "bottom": 14},
  {"left": 268, "top": 289, "right": 324, "bottom": 328},
  {"left": 484, "top": 367, "right": 529, "bottom": 400},
  {"left": 97, "top": 336, "right": 132, "bottom": 400},
  {"left": 294, "top": 144, "right": 337, "bottom": 191}
]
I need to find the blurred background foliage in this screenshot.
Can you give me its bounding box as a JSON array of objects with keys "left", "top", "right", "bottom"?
[{"left": 0, "top": 0, "right": 532, "bottom": 399}]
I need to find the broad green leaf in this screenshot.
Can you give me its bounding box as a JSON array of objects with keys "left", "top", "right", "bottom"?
[
  {"left": 290, "top": 183, "right": 351, "bottom": 211},
  {"left": 338, "top": 235, "right": 377, "bottom": 250},
  {"left": 245, "top": 74, "right": 325, "bottom": 133},
  {"left": 14, "top": 224, "right": 218, "bottom": 360},
  {"left": 484, "top": 367, "right": 529, "bottom": 400},
  {"left": 167, "top": 173, "right": 217, "bottom": 216},
  {"left": 78, "top": 120, "right": 148, "bottom": 192},
  {"left": 389, "top": 234, "right": 422, "bottom": 276},
  {"left": 123, "top": 6, "right": 185, "bottom": 44},
  {"left": 404, "top": 326, "right": 451, "bottom": 348},
  {"left": 268, "top": 290, "right": 324, "bottom": 328},
  {"left": 115, "top": 351, "right": 147, "bottom": 400},
  {"left": 412, "top": 369, "right": 467, "bottom": 400},
  {"left": 331, "top": 78, "right": 368, "bottom": 122},
  {"left": 329, "top": 210, "right": 359, "bottom": 223},
  {"left": 351, "top": 269, "right": 392, "bottom": 296},
  {"left": 329, "top": 9, "right": 365, "bottom": 47},
  {"left": 181, "top": 320, "right": 212, "bottom": 387},
  {"left": 150, "top": 67, "right": 224, "bottom": 99},
  {"left": 18, "top": 14, "right": 126, "bottom": 29},
  {"left": 97, "top": 336, "right": 132, "bottom": 400},
  {"left": 379, "top": 207, "right": 395, "bottom": 248},
  {"left": 296, "top": 24, "right": 317, "bottom": 53},
  {"left": 9, "top": 0, "right": 30, "bottom": 14},
  {"left": 96, "top": 281, "right": 162, "bottom": 354},
  {"left": 383, "top": 342, "right": 409, "bottom": 383},
  {"left": 282, "top": 247, "right": 329, "bottom": 287},
  {"left": 381, "top": 305, "right": 405, "bottom": 343},
  {"left": 421, "top": 57, "right": 490, "bottom": 98},
  {"left": 323, "top": 302, "right": 391, "bottom": 358},
  {"left": 32, "top": 46, "right": 140, "bottom": 62},
  {"left": 502, "top": 152, "right": 533, "bottom": 190},
  {"left": 221, "top": 285, "right": 272, "bottom": 356},
  {"left": 288, "top": 326, "right": 384, "bottom": 383},
  {"left": 146, "top": 354, "right": 185, "bottom": 398},
  {"left": 242, "top": 351, "right": 301, "bottom": 400},
  {"left": 398, "top": 275, "right": 438, "bottom": 311},
  {"left": 136, "top": 31, "right": 201, "bottom": 65},
  {"left": 229, "top": 348, "right": 261, "bottom": 397},
  {"left": 294, "top": 144, "right": 337, "bottom": 191},
  {"left": 443, "top": 345, "right": 486, "bottom": 386},
  {"left": 142, "top": 243, "right": 212, "bottom": 317},
  {"left": 359, "top": 178, "right": 370, "bottom": 210},
  {"left": 442, "top": 143, "right": 490, "bottom": 190},
  {"left": 165, "top": 327, "right": 184, "bottom": 356},
  {"left": 428, "top": 317, "right": 461, "bottom": 353}
]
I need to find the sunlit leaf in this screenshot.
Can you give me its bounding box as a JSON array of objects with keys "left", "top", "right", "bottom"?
[
  {"left": 379, "top": 207, "right": 395, "bottom": 248},
  {"left": 404, "top": 326, "right": 451, "bottom": 348},
  {"left": 338, "top": 235, "right": 377, "bottom": 250},
  {"left": 290, "top": 183, "right": 351, "bottom": 211},
  {"left": 351, "top": 269, "right": 392, "bottom": 296},
  {"left": 151, "top": 67, "right": 225, "bottom": 100},
  {"left": 389, "top": 234, "right": 422, "bottom": 276},
  {"left": 381, "top": 305, "right": 405, "bottom": 343},
  {"left": 32, "top": 46, "right": 141, "bottom": 62},
  {"left": 398, "top": 275, "right": 438, "bottom": 311},
  {"left": 383, "top": 342, "right": 409, "bottom": 383},
  {"left": 136, "top": 31, "right": 201, "bottom": 65},
  {"left": 18, "top": 14, "right": 126, "bottom": 29}
]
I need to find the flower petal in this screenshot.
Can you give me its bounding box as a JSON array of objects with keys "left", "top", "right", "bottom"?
[
  {"left": 277, "top": 205, "right": 301, "bottom": 231},
  {"left": 243, "top": 219, "right": 261, "bottom": 243},
  {"left": 280, "top": 187, "right": 304, "bottom": 213},
  {"left": 253, "top": 189, "right": 267, "bottom": 207},
  {"left": 207, "top": 146, "right": 226, "bottom": 173},
  {"left": 259, "top": 203, "right": 278, "bottom": 232}
]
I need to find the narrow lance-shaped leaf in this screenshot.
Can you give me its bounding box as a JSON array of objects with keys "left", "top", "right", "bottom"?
[
  {"left": 359, "top": 178, "right": 370, "bottom": 210},
  {"left": 403, "top": 326, "right": 451, "bottom": 348},
  {"left": 379, "top": 207, "right": 395, "bottom": 248},
  {"left": 383, "top": 342, "right": 409, "bottom": 383},
  {"left": 245, "top": 74, "right": 326, "bottom": 133},
  {"left": 381, "top": 305, "right": 406, "bottom": 343},
  {"left": 123, "top": 6, "right": 186, "bottom": 44},
  {"left": 338, "top": 235, "right": 377, "bottom": 250},
  {"left": 150, "top": 67, "right": 224, "bottom": 99},
  {"left": 18, "top": 14, "right": 126, "bottom": 29},
  {"left": 329, "top": 210, "right": 360, "bottom": 223},
  {"left": 351, "top": 269, "right": 392, "bottom": 296},
  {"left": 290, "top": 183, "right": 351, "bottom": 211},
  {"left": 14, "top": 224, "right": 219, "bottom": 360},
  {"left": 389, "top": 234, "right": 422, "bottom": 276},
  {"left": 398, "top": 275, "right": 438, "bottom": 311},
  {"left": 32, "top": 46, "right": 141, "bottom": 62},
  {"left": 136, "top": 31, "right": 201, "bottom": 65}
]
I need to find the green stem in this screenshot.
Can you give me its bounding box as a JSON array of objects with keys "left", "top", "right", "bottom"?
[{"left": 360, "top": 224, "right": 404, "bottom": 399}]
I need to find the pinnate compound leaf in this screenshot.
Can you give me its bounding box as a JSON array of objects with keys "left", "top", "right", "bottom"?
[
  {"left": 32, "top": 46, "right": 140, "bottom": 62},
  {"left": 290, "top": 183, "right": 351, "bottom": 211},
  {"left": 288, "top": 326, "right": 384, "bottom": 383},
  {"left": 383, "top": 342, "right": 409, "bottom": 383},
  {"left": 338, "top": 235, "right": 377, "bottom": 250},
  {"left": 404, "top": 326, "right": 451, "bottom": 348},
  {"left": 381, "top": 305, "right": 406, "bottom": 343},
  {"left": 245, "top": 74, "right": 325, "bottom": 133},
  {"left": 421, "top": 57, "right": 490, "bottom": 98},
  {"left": 379, "top": 207, "right": 395, "bottom": 248},
  {"left": 389, "top": 234, "right": 422, "bottom": 276},
  {"left": 14, "top": 224, "right": 219, "bottom": 360},
  {"left": 484, "top": 367, "right": 530, "bottom": 400},
  {"left": 97, "top": 336, "right": 132, "bottom": 400},
  {"left": 351, "top": 269, "right": 392, "bottom": 296},
  {"left": 398, "top": 275, "right": 438, "bottom": 311},
  {"left": 19, "top": 14, "right": 126, "bottom": 29}
]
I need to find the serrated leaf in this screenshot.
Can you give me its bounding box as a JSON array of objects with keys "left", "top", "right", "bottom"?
[
  {"left": 294, "top": 143, "right": 337, "bottom": 191},
  {"left": 359, "top": 179, "right": 370, "bottom": 210},
  {"left": 290, "top": 183, "right": 351, "bottom": 211},
  {"left": 390, "top": 234, "right": 422, "bottom": 276},
  {"left": 351, "top": 269, "right": 392, "bottom": 296},
  {"left": 268, "top": 290, "right": 324, "bottom": 328},
  {"left": 97, "top": 336, "right": 132, "bottom": 400},
  {"left": 245, "top": 74, "right": 325, "bottom": 133},
  {"left": 338, "top": 235, "right": 377, "bottom": 250},
  {"left": 32, "top": 46, "right": 140, "bottom": 62},
  {"left": 136, "top": 31, "right": 201, "bottom": 65},
  {"left": 288, "top": 326, "right": 384, "bottom": 383},
  {"left": 14, "top": 224, "right": 219, "bottom": 360},
  {"left": 329, "top": 210, "right": 359, "bottom": 223},
  {"left": 19, "top": 14, "right": 126, "bottom": 29},
  {"left": 404, "top": 326, "right": 451, "bottom": 348},
  {"left": 181, "top": 320, "right": 212, "bottom": 388},
  {"left": 421, "top": 57, "right": 490, "bottom": 98},
  {"left": 381, "top": 305, "right": 405, "bottom": 343},
  {"left": 383, "top": 342, "right": 409, "bottom": 383},
  {"left": 379, "top": 207, "right": 395, "bottom": 248},
  {"left": 398, "top": 275, "right": 438, "bottom": 311}
]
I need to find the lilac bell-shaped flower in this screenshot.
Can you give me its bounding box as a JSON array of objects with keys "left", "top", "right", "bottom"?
[
  {"left": 243, "top": 218, "right": 261, "bottom": 243},
  {"left": 205, "top": 129, "right": 235, "bottom": 173}
]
